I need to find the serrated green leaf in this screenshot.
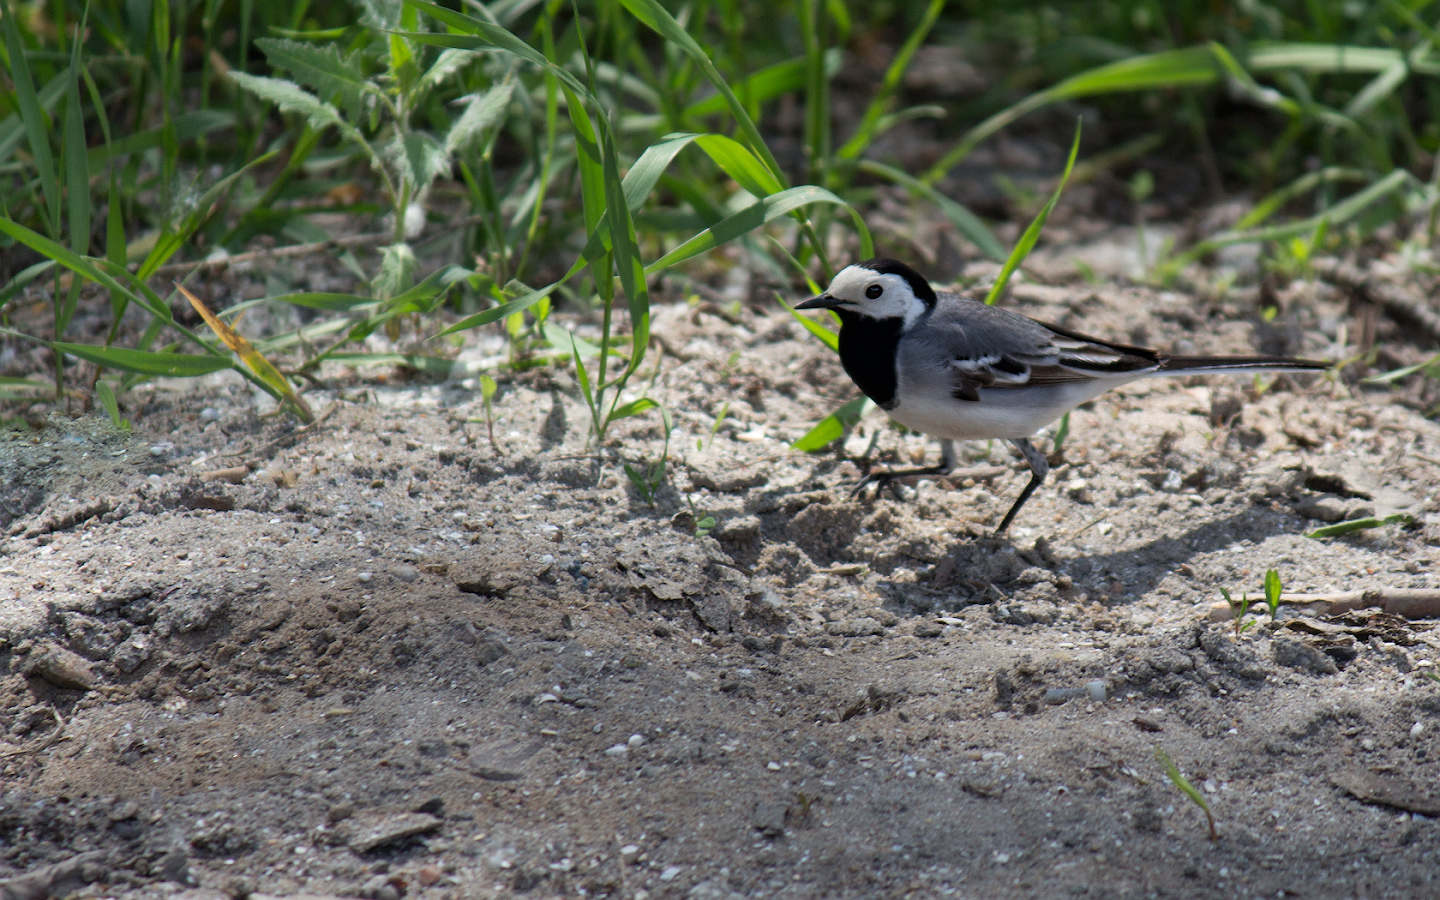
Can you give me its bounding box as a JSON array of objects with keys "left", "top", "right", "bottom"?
[
  {"left": 229, "top": 71, "right": 345, "bottom": 132},
  {"left": 396, "top": 131, "right": 449, "bottom": 193},
  {"left": 445, "top": 80, "right": 514, "bottom": 156},
  {"left": 419, "top": 47, "right": 480, "bottom": 97},
  {"left": 256, "top": 37, "right": 373, "bottom": 121}
]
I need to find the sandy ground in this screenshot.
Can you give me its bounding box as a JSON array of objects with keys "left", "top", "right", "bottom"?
[{"left": 2, "top": 259, "right": 1440, "bottom": 900}]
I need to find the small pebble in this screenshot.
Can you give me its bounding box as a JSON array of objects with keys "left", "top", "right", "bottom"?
[
  {"left": 1411, "top": 722, "right": 1425, "bottom": 738},
  {"left": 627, "top": 734, "right": 645, "bottom": 748},
  {"left": 1085, "top": 680, "right": 1108, "bottom": 702},
  {"left": 659, "top": 866, "right": 682, "bottom": 881},
  {"left": 604, "top": 744, "right": 628, "bottom": 757},
  {"left": 357, "top": 572, "right": 373, "bottom": 583}
]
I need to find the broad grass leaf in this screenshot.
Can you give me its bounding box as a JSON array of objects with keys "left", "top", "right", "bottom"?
[
  {"left": 1306, "top": 514, "right": 1411, "bottom": 539},
  {"left": 94, "top": 380, "right": 130, "bottom": 431},
  {"left": 645, "top": 185, "right": 869, "bottom": 274},
  {"left": 837, "top": 0, "right": 943, "bottom": 161},
  {"left": 609, "top": 397, "right": 658, "bottom": 421},
  {"left": 52, "top": 343, "right": 233, "bottom": 377},
  {"left": 682, "top": 50, "right": 841, "bottom": 118},
  {"left": 793, "top": 396, "right": 871, "bottom": 452},
  {"left": 0, "top": 217, "right": 167, "bottom": 322},
  {"left": 784, "top": 293, "right": 839, "bottom": 351},
  {"left": 617, "top": 0, "right": 786, "bottom": 185},
  {"left": 437, "top": 281, "right": 562, "bottom": 336},
  {"left": 1, "top": 9, "right": 61, "bottom": 234}
]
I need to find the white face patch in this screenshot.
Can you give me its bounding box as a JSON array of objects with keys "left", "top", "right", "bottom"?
[{"left": 822, "top": 266, "right": 930, "bottom": 327}]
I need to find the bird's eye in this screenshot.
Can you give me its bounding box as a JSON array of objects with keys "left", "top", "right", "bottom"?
[{"left": 865, "top": 284, "right": 883, "bottom": 299}]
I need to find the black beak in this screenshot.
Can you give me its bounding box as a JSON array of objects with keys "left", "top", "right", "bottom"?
[{"left": 795, "top": 293, "right": 839, "bottom": 310}]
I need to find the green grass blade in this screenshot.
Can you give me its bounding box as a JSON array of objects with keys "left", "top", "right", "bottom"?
[
  {"left": 694, "top": 134, "right": 785, "bottom": 197},
  {"left": 561, "top": 84, "right": 607, "bottom": 235},
  {"left": 52, "top": 343, "right": 234, "bottom": 377},
  {"left": 836, "top": 0, "right": 943, "bottom": 161},
  {"left": 1, "top": 7, "right": 61, "bottom": 234},
  {"left": 858, "top": 159, "right": 1005, "bottom": 261},
  {"left": 63, "top": 38, "right": 89, "bottom": 258},
  {"left": 609, "top": 397, "right": 658, "bottom": 421},
  {"left": 599, "top": 122, "right": 651, "bottom": 371},
  {"left": 435, "top": 281, "right": 563, "bottom": 337},
  {"left": 0, "top": 216, "right": 167, "bottom": 322},
  {"left": 1306, "top": 514, "right": 1411, "bottom": 539},
  {"left": 925, "top": 47, "right": 1214, "bottom": 183},
  {"left": 93, "top": 380, "right": 130, "bottom": 431},
  {"left": 308, "top": 352, "right": 456, "bottom": 373},
  {"left": 682, "top": 51, "right": 840, "bottom": 118},
  {"left": 645, "top": 185, "right": 869, "bottom": 274},
  {"left": 618, "top": 0, "right": 787, "bottom": 186},
  {"left": 793, "top": 396, "right": 870, "bottom": 452},
  {"left": 784, "top": 292, "right": 839, "bottom": 351},
  {"left": 1344, "top": 59, "right": 1408, "bottom": 118},
  {"left": 1233, "top": 167, "right": 1368, "bottom": 230},
  {"left": 0, "top": 74, "right": 66, "bottom": 167},
  {"left": 984, "top": 121, "right": 1081, "bottom": 306},
  {"left": 623, "top": 133, "right": 705, "bottom": 211}
]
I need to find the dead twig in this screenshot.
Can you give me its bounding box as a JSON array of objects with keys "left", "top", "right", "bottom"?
[{"left": 1206, "top": 587, "right": 1440, "bottom": 622}]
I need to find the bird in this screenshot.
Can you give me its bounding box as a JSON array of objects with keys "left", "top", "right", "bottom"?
[{"left": 795, "top": 257, "right": 1329, "bottom": 535}]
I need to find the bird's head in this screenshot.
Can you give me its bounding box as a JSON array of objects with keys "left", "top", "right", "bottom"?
[{"left": 795, "top": 258, "right": 936, "bottom": 327}]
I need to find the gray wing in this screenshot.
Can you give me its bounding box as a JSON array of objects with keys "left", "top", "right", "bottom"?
[{"left": 901, "top": 292, "right": 1161, "bottom": 402}]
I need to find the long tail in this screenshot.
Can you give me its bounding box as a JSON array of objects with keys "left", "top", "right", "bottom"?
[{"left": 1156, "top": 355, "right": 1329, "bottom": 375}]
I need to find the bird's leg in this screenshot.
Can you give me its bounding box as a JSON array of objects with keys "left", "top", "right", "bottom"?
[
  {"left": 854, "top": 439, "right": 958, "bottom": 499},
  {"left": 995, "top": 438, "right": 1048, "bottom": 535}
]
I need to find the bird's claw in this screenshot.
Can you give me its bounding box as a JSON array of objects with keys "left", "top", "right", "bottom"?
[{"left": 851, "top": 471, "right": 906, "bottom": 500}]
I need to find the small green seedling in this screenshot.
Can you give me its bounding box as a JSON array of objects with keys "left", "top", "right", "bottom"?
[
  {"left": 479, "top": 375, "right": 499, "bottom": 452},
  {"left": 624, "top": 406, "right": 674, "bottom": 507},
  {"left": 1306, "top": 514, "right": 1412, "bottom": 539},
  {"left": 1051, "top": 411, "right": 1071, "bottom": 459},
  {"left": 1219, "top": 587, "right": 1255, "bottom": 636},
  {"left": 1263, "top": 568, "right": 1282, "bottom": 620},
  {"left": 1422, "top": 670, "right": 1440, "bottom": 685},
  {"left": 94, "top": 381, "right": 131, "bottom": 432},
  {"left": 1156, "top": 748, "right": 1217, "bottom": 841}
]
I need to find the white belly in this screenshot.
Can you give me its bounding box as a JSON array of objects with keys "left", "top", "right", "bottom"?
[{"left": 887, "top": 381, "right": 1124, "bottom": 441}]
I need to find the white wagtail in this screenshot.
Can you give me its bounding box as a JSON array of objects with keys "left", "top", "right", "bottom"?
[{"left": 795, "top": 258, "right": 1329, "bottom": 535}]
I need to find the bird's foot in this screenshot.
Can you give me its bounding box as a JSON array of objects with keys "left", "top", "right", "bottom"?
[{"left": 851, "top": 465, "right": 953, "bottom": 500}]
